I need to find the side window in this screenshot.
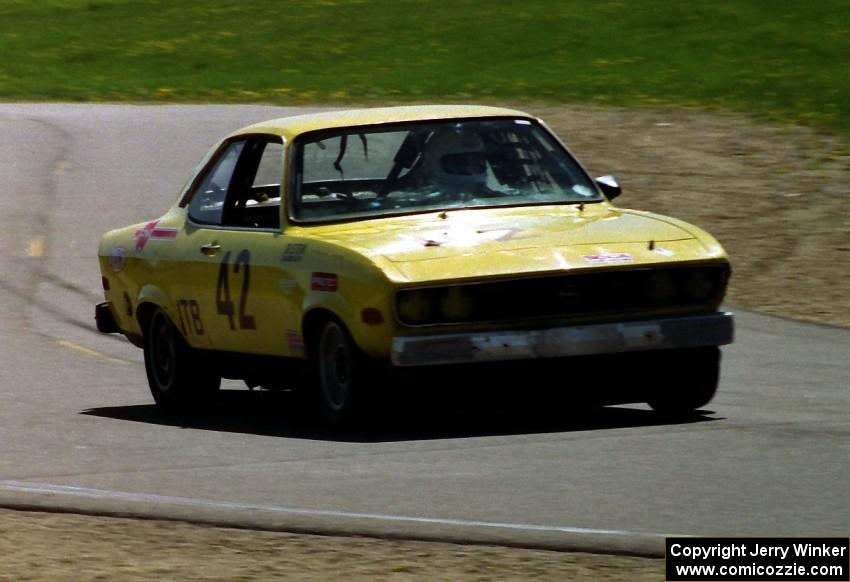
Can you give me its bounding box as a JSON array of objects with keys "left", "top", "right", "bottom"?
[
  {"left": 253, "top": 142, "right": 283, "bottom": 188},
  {"left": 187, "top": 141, "right": 246, "bottom": 225},
  {"left": 186, "top": 138, "right": 283, "bottom": 230},
  {"left": 223, "top": 139, "right": 283, "bottom": 230}
]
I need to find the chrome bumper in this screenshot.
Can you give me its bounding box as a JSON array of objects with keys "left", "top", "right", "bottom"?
[{"left": 391, "top": 312, "right": 734, "bottom": 367}]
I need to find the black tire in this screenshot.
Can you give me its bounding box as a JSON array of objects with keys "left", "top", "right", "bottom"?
[
  {"left": 647, "top": 347, "right": 720, "bottom": 415},
  {"left": 309, "top": 319, "right": 371, "bottom": 427},
  {"left": 143, "top": 308, "right": 220, "bottom": 411}
]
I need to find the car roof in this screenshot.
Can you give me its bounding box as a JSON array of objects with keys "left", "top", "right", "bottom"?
[{"left": 234, "top": 104, "right": 534, "bottom": 140}]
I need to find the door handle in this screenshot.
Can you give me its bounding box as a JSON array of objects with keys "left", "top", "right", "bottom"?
[{"left": 200, "top": 242, "right": 222, "bottom": 256}]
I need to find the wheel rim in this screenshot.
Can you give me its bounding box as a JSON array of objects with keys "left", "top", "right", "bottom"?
[
  {"left": 150, "top": 312, "right": 176, "bottom": 392},
  {"left": 318, "top": 322, "right": 351, "bottom": 412}
]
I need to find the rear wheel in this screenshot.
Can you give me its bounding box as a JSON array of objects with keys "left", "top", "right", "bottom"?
[
  {"left": 647, "top": 347, "right": 720, "bottom": 415},
  {"left": 144, "top": 308, "right": 220, "bottom": 411}
]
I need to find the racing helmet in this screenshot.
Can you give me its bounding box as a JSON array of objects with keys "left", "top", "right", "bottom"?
[{"left": 423, "top": 129, "right": 489, "bottom": 193}]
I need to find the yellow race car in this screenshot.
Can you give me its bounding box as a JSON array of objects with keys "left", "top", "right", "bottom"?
[{"left": 96, "top": 105, "right": 733, "bottom": 424}]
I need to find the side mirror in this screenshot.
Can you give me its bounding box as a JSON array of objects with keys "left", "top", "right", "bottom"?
[{"left": 595, "top": 175, "right": 622, "bottom": 200}]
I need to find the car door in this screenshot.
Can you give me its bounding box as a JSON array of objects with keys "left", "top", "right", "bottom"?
[
  {"left": 181, "top": 136, "right": 298, "bottom": 356},
  {"left": 152, "top": 141, "right": 248, "bottom": 352}
]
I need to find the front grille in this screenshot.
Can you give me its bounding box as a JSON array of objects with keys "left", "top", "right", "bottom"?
[{"left": 395, "top": 264, "right": 729, "bottom": 326}]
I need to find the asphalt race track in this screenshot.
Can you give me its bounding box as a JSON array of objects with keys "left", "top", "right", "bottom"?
[{"left": 0, "top": 104, "right": 847, "bottom": 556}]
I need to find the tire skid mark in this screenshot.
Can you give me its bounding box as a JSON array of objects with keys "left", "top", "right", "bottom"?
[
  {"left": 0, "top": 112, "right": 73, "bottom": 332},
  {"left": 0, "top": 278, "right": 120, "bottom": 342},
  {"left": 41, "top": 272, "right": 102, "bottom": 303},
  {"left": 0, "top": 114, "right": 122, "bottom": 348}
]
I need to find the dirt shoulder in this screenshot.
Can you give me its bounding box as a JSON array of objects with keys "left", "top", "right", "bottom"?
[
  {"left": 3, "top": 106, "right": 847, "bottom": 579},
  {"left": 0, "top": 509, "right": 661, "bottom": 581}
]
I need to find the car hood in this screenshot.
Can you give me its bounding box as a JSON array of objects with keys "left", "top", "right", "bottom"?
[{"left": 304, "top": 205, "right": 720, "bottom": 283}]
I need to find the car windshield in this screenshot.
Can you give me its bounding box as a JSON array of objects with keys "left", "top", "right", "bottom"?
[{"left": 291, "top": 117, "right": 602, "bottom": 223}]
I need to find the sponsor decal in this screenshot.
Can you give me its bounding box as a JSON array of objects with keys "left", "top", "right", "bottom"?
[
  {"left": 134, "top": 220, "right": 178, "bottom": 253},
  {"left": 583, "top": 252, "right": 633, "bottom": 265},
  {"left": 122, "top": 291, "right": 133, "bottom": 316},
  {"left": 654, "top": 247, "right": 675, "bottom": 257},
  {"left": 286, "top": 329, "right": 305, "bottom": 354},
  {"left": 311, "top": 272, "right": 338, "bottom": 292},
  {"left": 278, "top": 277, "right": 298, "bottom": 295},
  {"left": 282, "top": 243, "right": 307, "bottom": 262},
  {"left": 109, "top": 247, "right": 126, "bottom": 272}
]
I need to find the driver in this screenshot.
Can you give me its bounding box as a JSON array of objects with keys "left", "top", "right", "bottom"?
[{"left": 420, "top": 129, "right": 493, "bottom": 197}]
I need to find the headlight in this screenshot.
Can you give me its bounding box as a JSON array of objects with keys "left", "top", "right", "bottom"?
[
  {"left": 439, "top": 286, "right": 473, "bottom": 321},
  {"left": 684, "top": 269, "right": 717, "bottom": 303},
  {"left": 397, "top": 286, "right": 475, "bottom": 324},
  {"left": 397, "top": 290, "right": 433, "bottom": 325}
]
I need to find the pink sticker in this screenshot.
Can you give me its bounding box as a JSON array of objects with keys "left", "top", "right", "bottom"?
[{"left": 583, "top": 253, "right": 634, "bottom": 265}]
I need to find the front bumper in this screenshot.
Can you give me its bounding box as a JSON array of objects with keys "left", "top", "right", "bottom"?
[{"left": 391, "top": 312, "right": 734, "bottom": 367}]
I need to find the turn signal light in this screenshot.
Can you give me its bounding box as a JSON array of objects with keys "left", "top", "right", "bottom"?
[{"left": 361, "top": 307, "right": 384, "bottom": 325}]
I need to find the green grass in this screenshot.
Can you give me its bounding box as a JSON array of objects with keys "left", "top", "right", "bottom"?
[{"left": 1, "top": 0, "right": 848, "bottom": 135}]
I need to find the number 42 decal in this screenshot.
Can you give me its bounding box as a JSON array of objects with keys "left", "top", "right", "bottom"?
[{"left": 216, "top": 249, "right": 256, "bottom": 330}]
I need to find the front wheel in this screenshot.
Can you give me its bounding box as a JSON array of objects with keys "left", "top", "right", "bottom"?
[
  {"left": 646, "top": 347, "right": 720, "bottom": 415},
  {"left": 144, "top": 308, "right": 220, "bottom": 411},
  {"left": 309, "top": 319, "right": 371, "bottom": 427}
]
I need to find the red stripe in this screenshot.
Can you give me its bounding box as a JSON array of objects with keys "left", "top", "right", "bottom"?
[{"left": 151, "top": 228, "right": 178, "bottom": 239}]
